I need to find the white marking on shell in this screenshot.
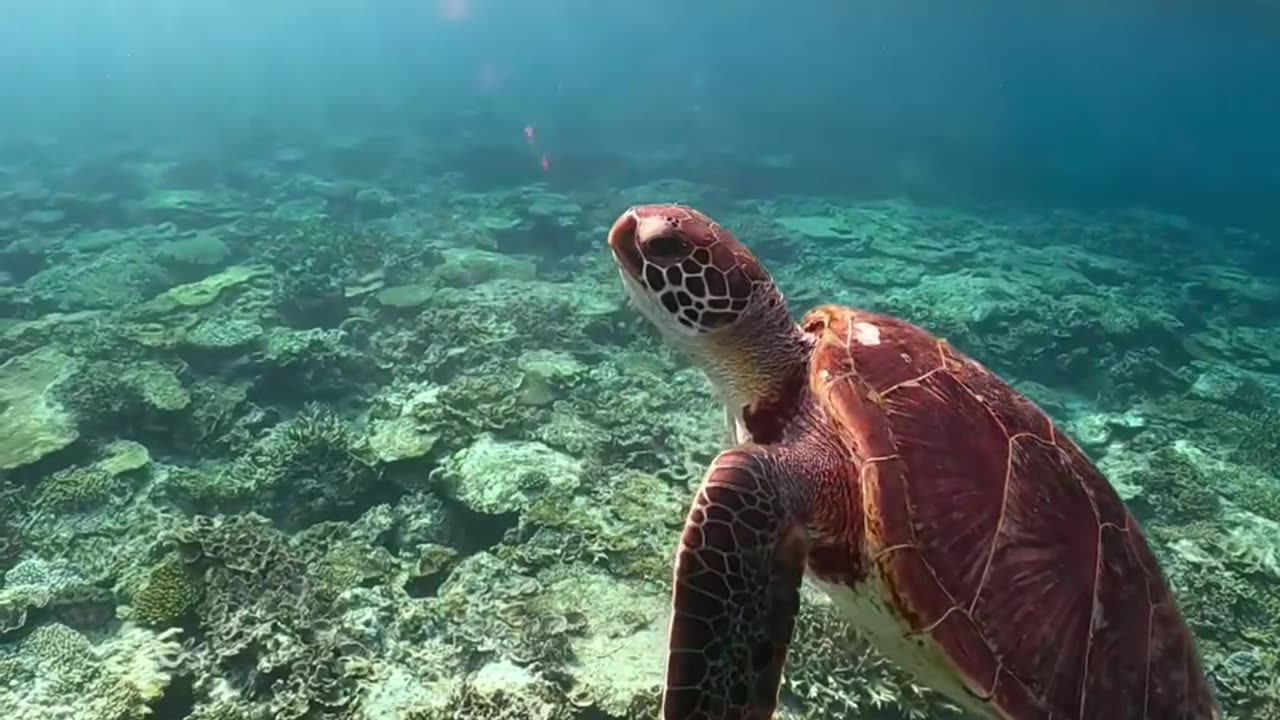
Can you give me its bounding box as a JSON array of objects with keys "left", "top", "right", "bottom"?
[{"left": 853, "top": 321, "right": 882, "bottom": 346}]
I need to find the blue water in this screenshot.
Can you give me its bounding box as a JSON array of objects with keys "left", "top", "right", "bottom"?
[{"left": 3, "top": 2, "right": 1277, "bottom": 229}]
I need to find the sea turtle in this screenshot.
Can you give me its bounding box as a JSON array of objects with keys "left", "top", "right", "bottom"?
[{"left": 606, "top": 204, "right": 1219, "bottom": 720}]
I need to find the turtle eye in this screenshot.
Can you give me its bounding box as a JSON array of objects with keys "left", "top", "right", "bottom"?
[{"left": 645, "top": 234, "right": 689, "bottom": 260}]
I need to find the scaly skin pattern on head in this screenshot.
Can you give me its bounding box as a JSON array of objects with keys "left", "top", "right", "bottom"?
[
  {"left": 607, "top": 203, "right": 1219, "bottom": 720},
  {"left": 607, "top": 204, "right": 810, "bottom": 433}
]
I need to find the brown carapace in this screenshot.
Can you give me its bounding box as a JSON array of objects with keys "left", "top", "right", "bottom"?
[{"left": 607, "top": 203, "right": 1219, "bottom": 720}]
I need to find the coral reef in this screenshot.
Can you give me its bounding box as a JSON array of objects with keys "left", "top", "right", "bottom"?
[{"left": 1, "top": 142, "right": 1277, "bottom": 720}]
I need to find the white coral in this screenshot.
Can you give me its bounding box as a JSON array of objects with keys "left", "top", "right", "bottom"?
[
  {"left": 102, "top": 625, "right": 186, "bottom": 706},
  {"left": 0, "top": 622, "right": 185, "bottom": 720}
]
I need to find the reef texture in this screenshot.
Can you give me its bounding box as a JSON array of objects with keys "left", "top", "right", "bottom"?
[{"left": 0, "top": 140, "right": 1278, "bottom": 720}]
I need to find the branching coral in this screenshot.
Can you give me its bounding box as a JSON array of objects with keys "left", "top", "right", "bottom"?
[
  {"left": 783, "top": 593, "right": 958, "bottom": 719},
  {"left": 1136, "top": 447, "right": 1223, "bottom": 524},
  {"left": 257, "top": 218, "right": 418, "bottom": 328},
  {"left": 32, "top": 466, "right": 120, "bottom": 512},
  {"left": 1234, "top": 408, "right": 1280, "bottom": 479},
  {"left": 1150, "top": 520, "right": 1280, "bottom": 715},
  {"left": 257, "top": 327, "right": 372, "bottom": 399},
  {"left": 215, "top": 403, "right": 381, "bottom": 527},
  {"left": 168, "top": 513, "right": 374, "bottom": 719},
  {"left": 404, "top": 676, "right": 573, "bottom": 720}
]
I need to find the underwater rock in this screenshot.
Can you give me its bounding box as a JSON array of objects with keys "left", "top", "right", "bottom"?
[
  {"left": 374, "top": 283, "right": 435, "bottom": 309},
  {"left": 472, "top": 659, "right": 543, "bottom": 700},
  {"left": 65, "top": 227, "right": 132, "bottom": 253},
  {"left": 1189, "top": 362, "right": 1256, "bottom": 403},
  {"left": 344, "top": 269, "right": 386, "bottom": 299},
  {"left": 150, "top": 264, "right": 270, "bottom": 311},
  {"left": 368, "top": 415, "right": 439, "bottom": 463},
  {"left": 773, "top": 214, "right": 855, "bottom": 240},
  {"left": 367, "top": 383, "right": 445, "bottom": 464},
  {"left": 154, "top": 232, "right": 232, "bottom": 270},
  {"left": 558, "top": 568, "right": 667, "bottom": 717},
  {"left": 25, "top": 246, "right": 171, "bottom": 311},
  {"left": 516, "top": 350, "right": 584, "bottom": 406},
  {"left": 1182, "top": 263, "right": 1280, "bottom": 305},
  {"left": 1063, "top": 407, "right": 1145, "bottom": 450},
  {"left": 97, "top": 440, "right": 151, "bottom": 476},
  {"left": 436, "top": 435, "right": 582, "bottom": 515},
  {"left": 124, "top": 361, "right": 192, "bottom": 412},
  {"left": 434, "top": 247, "right": 536, "bottom": 287},
  {"left": 1184, "top": 324, "right": 1279, "bottom": 372},
  {"left": 184, "top": 317, "right": 264, "bottom": 349},
  {"left": 351, "top": 186, "right": 399, "bottom": 219},
  {"left": 0, "top": 346, "right": 81, "bottom": 470},
  {"left": 832, "top": 255, "right": 924, "bottom": 289},
  {"left": 0, "top": 311, "right": 106, "bottom": 362},
  {"left": 360, "top": 666, "right": 441, "bottom": 720},
  {"left": 511, "top": 192, "right": 587, "bottom": 261},
  {"left": 1219, "top": 509, "right": 1280, "bottom": 578},
  {"left": 141, "top": 188, "right": 238, "bottom": 229},
  {"left": 120, "top": 318, "right": 192, "bottom": 350},
  {"left": 525, "top": 192, "right": 583, "bottom": 222}
]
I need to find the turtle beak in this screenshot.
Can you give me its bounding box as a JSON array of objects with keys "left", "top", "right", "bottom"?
[{"left": 607, "top": 210, "right": 644, "bottom": 279}]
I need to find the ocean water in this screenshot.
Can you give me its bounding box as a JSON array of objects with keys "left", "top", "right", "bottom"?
[{"left": 0, "top": 2, "right": 1277, "bottom": 719}]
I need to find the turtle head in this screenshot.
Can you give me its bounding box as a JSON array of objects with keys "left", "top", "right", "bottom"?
[{"left": 608, "top": 204, "right": 807, "bottom": 407}]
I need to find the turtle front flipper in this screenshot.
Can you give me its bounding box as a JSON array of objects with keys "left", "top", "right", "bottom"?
[{"left": 664, "top": 447, "right": 807, "bottom": 720}]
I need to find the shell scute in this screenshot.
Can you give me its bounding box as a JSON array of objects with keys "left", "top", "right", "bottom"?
[
  {"left": 804, "top": 305, "right": 1217, "bottom": 719},
  {"left": 806, "top": 306, "right": 950, "bottom": 393}
]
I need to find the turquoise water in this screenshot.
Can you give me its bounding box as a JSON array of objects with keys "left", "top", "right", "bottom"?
[{"left": 0, "top": 2, "right": 1277, "bottom": 719}]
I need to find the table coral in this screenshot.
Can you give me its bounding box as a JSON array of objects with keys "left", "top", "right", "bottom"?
[
  {"left": 0, "top": 346, "right": 81, "bottom": 470},
  {"left": 153, "top": 265, "right": 269, "bottom": 310}
]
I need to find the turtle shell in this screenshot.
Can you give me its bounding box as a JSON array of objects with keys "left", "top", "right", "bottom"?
[{"left": 802, "top": 304, "right": 1218, "bottom": 720}]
